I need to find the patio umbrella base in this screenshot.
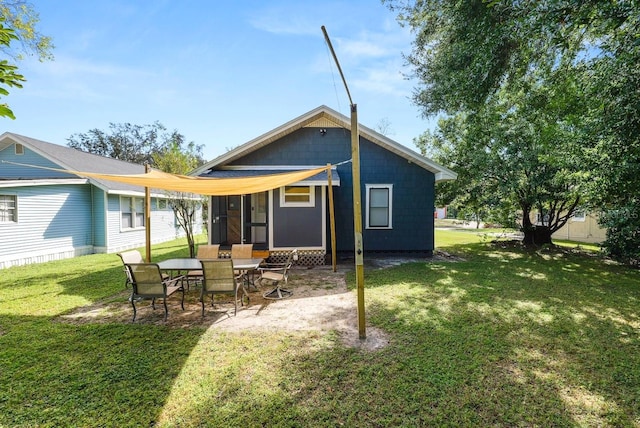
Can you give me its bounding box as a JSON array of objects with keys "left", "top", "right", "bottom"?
[{"left": 263, "top": 287, "right": 292, "bottom": 300}]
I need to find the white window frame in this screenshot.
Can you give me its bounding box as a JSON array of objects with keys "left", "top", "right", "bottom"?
[
  {"left": 572, "top": 210, "right": 586, "bottom": 222},
  {"left": 279, "top": 185, "right": 315, "bottom": 207},
  {"left": 0, "top": 194, "right": 17, "bottom": 222},
  {"left": 366, "top": 184, "right": 393, "bottom": 229},
  {"left": 157, "top": 198, "right": 169, "bottom": 210},
  {"left": 120, "top": 196, "right": 145, "bottom": 230}
]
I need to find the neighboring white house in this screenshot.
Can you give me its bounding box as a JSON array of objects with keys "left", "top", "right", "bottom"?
[{"left": 0, "top": 132, "right": 203, "bottom": 268}]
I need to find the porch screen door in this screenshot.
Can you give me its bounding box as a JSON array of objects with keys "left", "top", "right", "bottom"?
[
  {"left": 211, "top": 193, "right": 267, "bottom": 248},
  {"left": 244, "top": 192, "right": 267, "bottom": 249}
]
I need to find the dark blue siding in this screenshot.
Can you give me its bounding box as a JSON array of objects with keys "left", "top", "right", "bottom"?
[
  {"left": 272, "top": 188, "right": 323, "bottom": 247},
  {"left": 232, "top": 127, "right": 436, "bottom": 254}
]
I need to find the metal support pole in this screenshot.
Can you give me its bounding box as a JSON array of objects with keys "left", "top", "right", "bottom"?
[
  {"left": 145, "top": 163, "right": 151, "bottom": 263},
  {"left": 322, "top": 25, "right": 366, "bottom": 339}
]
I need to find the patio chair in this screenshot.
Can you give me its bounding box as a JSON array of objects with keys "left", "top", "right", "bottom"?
[
  {"left": 231, "top": 243, "right": 254, "bottom": 284},
  {"left": 200, "top": 259, "right": 244, "bottom": 317},
  {"left": 186, "top": 244, "right": 220, "bottom": 288},
  {"left": 128, "top": 263, "right": 185, "bottom": 322},
  {"left": 231, "top": 243, "right": 253, "bottom": 259},
  {"left": 258, "top": 249, "right": 297, "bottom": 300},
  {"left": 117, "top": 250, "right": 144, "bottom": 289}
]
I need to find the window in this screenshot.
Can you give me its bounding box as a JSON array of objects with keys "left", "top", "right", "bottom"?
[
  {"left": 121, "top": 196, "right": 145, "bottom": 229},
  {"left": 0, "top": 195, "right": 17, "bottom": 222},
  {"left": 280, "top": 186, "right": 315, "bottom": 207},
  {"left": 536, "top": 212, "right": 550, "bottom": 225},
  {"left": 157, "top": 199, "right": 168, "bottom": 210},
  {"left": 366, "top": 184, "right": 392, "bottom": 229},
  {"left": 572, "top": 210, "right": 586, "bottom": 222},
  {"left": 14, "top": 143, "right": 23, "bottom": 155}
]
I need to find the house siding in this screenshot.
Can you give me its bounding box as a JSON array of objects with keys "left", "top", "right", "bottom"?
[
  {"left": 92, "top": 188, "right": 107, "bottom": 249},
  {"left": 0, "top": 144, "right": 72, "bottom": 178},
  {"left": 0, "top": 133, "right": 205, "bottom": 268},
  {"left": 551, "top": 213, "right": 606, "bottom": 244},
  {"left": 230, "top": 127, "right": 436, "bottom": 254},
  {"left": 272, "top": 187, "right": 323, "bottom": 248},
  {"left": 0, "top": 184, "right": 94, "bottom": 268},
  {"left": 105, "top": 194, "right": 202, "bottom": 253}
]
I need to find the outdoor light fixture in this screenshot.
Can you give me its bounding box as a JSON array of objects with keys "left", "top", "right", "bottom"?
[{"left": 320, "top": 129, "right": 327, "bottom": 136}]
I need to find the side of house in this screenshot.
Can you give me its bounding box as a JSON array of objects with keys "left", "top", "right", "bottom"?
[
  {"left": 0, "top": 133, "right": 202, "bottom": 268},
  {"left": 550, "top": 211, "right": 606, "bottom": 244}
]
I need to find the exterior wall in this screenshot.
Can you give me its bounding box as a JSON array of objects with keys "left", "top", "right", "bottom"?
[
  {"left": 551, "top": 213, "right": 606, "bottom": 244},
  {"left": 0, "top": 184, "right": 94, "bottom": 268},
  {"left": 271, "top": 187, "right": 324, "bottom": 248},
  {"left": 105, "top": 194, "right": 201, "bottom": 253},
  {"left": 92, "top": 187, "right": 107, "bottom": 250},
  {"left": 230, "top": 127, "right": 436, "bottom": 255},
  {"left": 0, "top": 142, "right": 204, "bottom": 267},
  {"left": 106, "top": 194, "right": 140, "bottom": 251}
]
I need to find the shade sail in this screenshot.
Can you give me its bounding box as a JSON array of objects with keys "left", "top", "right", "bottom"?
[
  {"left": 9, "top": 162, "right": 333, "bottom": 195},
  {"left": 202, "top": 168, "right": 340, "bottom": 186}
]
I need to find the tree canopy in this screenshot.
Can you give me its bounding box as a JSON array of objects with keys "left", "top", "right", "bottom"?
[
  {"left": 387, "top": 0, "right": 640, "bottom": 256},
  {"left": 67, "top": 122, "right": 206, "bottom": 168},
  {"left": 0, "top": 1, "right": 53, "bottom": 119}
]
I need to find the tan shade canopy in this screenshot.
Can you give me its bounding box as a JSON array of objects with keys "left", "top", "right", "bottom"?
[{"left": 36, "top": 164, "right": 332, "bottom": 195}]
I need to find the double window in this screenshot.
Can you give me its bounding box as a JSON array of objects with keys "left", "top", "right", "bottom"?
[
  {"left": 0, "top": 195, "right": 17, "bottom": 222},
  {"left": 121, "top": 196, "right": 145, "bottom": 229},
  {"left": 366, "top": 184, "right": 392, "bottom": 229}
]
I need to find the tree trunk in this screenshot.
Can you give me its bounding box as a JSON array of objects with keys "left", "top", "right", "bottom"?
[{"left": 522, "top": 225, "right": 553, "bottom": 246}]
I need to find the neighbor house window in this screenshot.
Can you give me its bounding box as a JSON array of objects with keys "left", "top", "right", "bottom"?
[
  {"left": 280, "top": 185, "right": 315, "bottom": 207},
  {"left": 0, "top": 195, "right": 17, "bottom": 222},
  {"left": 157, "top": 199, "right": 168, "bottom": 210},
  {"left": 366, "top": 184, "right": 392, "bottom": 229},
  {"left": 572, "top": 210, "right": 586, "bottom": 222},
  {"left": 14, "top": 143, "right": 24, "bottom": 155},
  {"left": 121, "top": 196, "right": 145, "bottom": 229},
  {"left": 536, "top": 211, "right": 550, "bottom": 225}
]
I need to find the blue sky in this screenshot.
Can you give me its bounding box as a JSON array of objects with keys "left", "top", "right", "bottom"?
[{"left": 3, "top": 0, "right": 435, "bottom": 161}]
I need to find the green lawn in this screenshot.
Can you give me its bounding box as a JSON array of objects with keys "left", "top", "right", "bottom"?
[{"left": 1, "top": 232, "right": 639, "bottom": 427}]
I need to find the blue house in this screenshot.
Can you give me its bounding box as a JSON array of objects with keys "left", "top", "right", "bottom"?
[
  {"left": 192, "top": 105, "right": 456, "bottom": 266},
  {"left": 0, "top": 132, "right": 203, "bottom": 268}
]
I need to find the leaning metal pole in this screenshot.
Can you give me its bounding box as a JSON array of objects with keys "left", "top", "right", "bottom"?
[{"left": 322, "top": 25, "right": 366, "bottom": 339}]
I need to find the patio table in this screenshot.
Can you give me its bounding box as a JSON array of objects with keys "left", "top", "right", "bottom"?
[{"left": 157, "top": 257, "right": 264, "bottom": 290}]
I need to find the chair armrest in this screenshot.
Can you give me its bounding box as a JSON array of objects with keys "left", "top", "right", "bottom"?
[
  {"left": 163, "top": 275, "right": 184, "bottom": 287},
  {"left": 258, "top": 263, "right": 286, "bottom": 272},
  {"left": 260, "top": 262, "right": 286, "bottom": 268}
]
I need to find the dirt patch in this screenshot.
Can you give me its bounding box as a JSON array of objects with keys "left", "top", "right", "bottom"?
[{"left": 59, "top": 256, "right": 449, "bottom": 351}]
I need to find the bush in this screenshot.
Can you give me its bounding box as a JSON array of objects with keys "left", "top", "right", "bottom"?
[{"left": 600, "top": 203, "right": 640, "bottom": 266}]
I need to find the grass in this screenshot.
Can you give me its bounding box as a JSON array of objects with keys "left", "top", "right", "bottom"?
[{"left": 1, "top": 232, "right": 639, "bottom": 426}]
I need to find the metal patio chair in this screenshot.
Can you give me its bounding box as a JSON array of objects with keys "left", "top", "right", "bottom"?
[
  {"left": 258, "top": 249, "right": 297, "bottom": 300},
  {"left": 186, "top": 244, "right": 220, "bottom": 288},
  {"left": 199, "top": 259, "right": 245, "bottom": 317},
  {"left": 128, "top": 263, "right": 185, "bottom": 322}
]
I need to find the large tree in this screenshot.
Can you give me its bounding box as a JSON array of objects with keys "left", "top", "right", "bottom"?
[
  {"left": 0, "top": 1, "right": 54, "bottom": 118},
  {"left": 387, "top": 0, "right": 640, "bottom": 250},
  {"left": 417, "top": 70, "right": 587, "bottom": 244},
  {"left": 67, "top": 122, "right": 204, "bottom": 166}
]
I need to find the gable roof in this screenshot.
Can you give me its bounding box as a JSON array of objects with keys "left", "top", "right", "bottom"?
[
  {"left": 191, "top": 105, "right": 457, "bottom": 182},
  {"left": 0, "top": 132, "right": 149, "bottom": 195}
]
